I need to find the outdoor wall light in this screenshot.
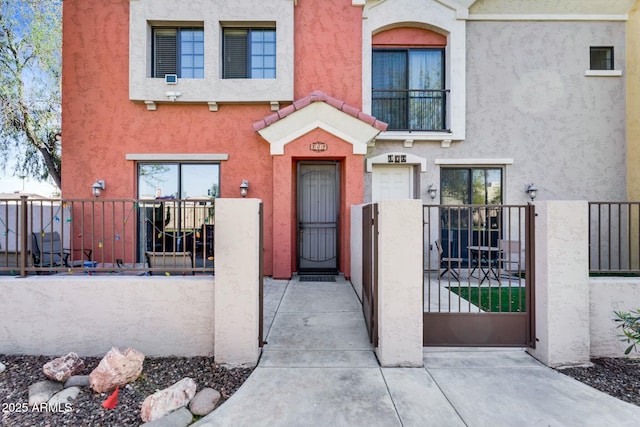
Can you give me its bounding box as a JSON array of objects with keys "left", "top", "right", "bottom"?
[
  {"left": 428, "top": 184, "right": 438, "bottom": 200},
  {"left": 525, "top": 183, "right": 538, "bottom": 201},
  {"left": 240, "top": 179, "right": 249, "bottom": 198},
  {"left": 92, "top": 179, "right": 105, "bottom": 198}
]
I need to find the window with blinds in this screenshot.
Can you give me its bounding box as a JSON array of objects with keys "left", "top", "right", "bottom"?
[
  {"left": 223, "top": 28, "right": 276, "bottom": 79},
  {"left": 590, "top": 46, "right": 614, "bottom": 71},
  {"left": 153, "top": 28, "right": 204, "bottom": 78}
]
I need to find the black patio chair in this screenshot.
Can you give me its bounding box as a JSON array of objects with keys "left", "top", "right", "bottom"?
[{"left": 32, "top": 231, "right": 69, "bottom": 268}]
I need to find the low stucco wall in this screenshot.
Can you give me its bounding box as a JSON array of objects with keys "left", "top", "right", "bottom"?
[
  {"left": 590, "top": 277, "right": 640, "bottom": 358},
  {"left": 350, "top": 204, "right": 363, "bottom": 302},
  {"left": 0, "top": 275, "right": 215, "bottom": 357}
]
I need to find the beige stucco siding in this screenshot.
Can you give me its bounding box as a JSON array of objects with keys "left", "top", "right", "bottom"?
[{"left": 469, "top": 0, "right": 635, "bottom": 16}]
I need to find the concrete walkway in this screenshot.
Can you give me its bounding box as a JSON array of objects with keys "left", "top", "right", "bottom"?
[{"left": 194, "top": 275, "right": 640, "bottom": 427}]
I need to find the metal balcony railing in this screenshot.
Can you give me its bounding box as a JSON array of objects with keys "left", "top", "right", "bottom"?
[
  {"left": 589, "top": 202, "right": 640, "bottom": 274},
  {"left": 372, "top": 88, "right": 449, "bottom": 131},
  {"left": 0, "top": 196, "right": 215, "bottom": 276}
]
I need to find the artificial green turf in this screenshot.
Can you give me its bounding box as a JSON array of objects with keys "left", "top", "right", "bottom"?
[{"left": 448, "top": 286, "right": 526, "bottom": 312}]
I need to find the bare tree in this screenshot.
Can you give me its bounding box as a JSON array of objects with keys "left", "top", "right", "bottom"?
[{"left": 0, "top": 0, "right": 61, "bottom": 188}]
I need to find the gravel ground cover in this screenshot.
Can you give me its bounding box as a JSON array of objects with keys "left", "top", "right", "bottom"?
[
  {"left": 1, "top": 354, "right": 638, "bottom": 426},
  {"left": 0, "top": 355, "right": 253, "bottom": 427},
  {"left": 558, "top": 357, "right": 640, "bottom": 407}
]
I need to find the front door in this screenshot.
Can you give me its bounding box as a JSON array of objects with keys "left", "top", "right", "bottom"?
[
  {"left": 297, "top": 162, "right": 339, "bottom": 273},
  {"left": 372, "top": 164, "right": 413, "bottom": 201}
]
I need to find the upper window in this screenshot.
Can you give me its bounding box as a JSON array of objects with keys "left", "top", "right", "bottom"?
[
  {"left": 590, "top": 46, "right": 614, "bottom": 71},
  {"left": 153, "top": 28, "right": 204, "bottom": 78},
  {"left": 372, "top": 48, "right": 447, "bottom": 131},
  {"left": 223, "top": 28, "right": 276, "bottom": 79}
]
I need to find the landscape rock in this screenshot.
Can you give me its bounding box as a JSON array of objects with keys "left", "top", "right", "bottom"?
[
  {"left": 0, "top": 361, "right": 5, "bottom": 374},
  {"left": 64, "top": 375, "right": 90, "bottom": 388},
  {"left": 28, "top": 380, "right": 63, "bottom": 407},
  {"left": 43, "top": 352, "right": 85, "bottom": 382},
  {"left": 48, "top": 386, "right": 82, "bottom": 407},
  {"left": 188, "top": 387, "right": 221, "bottom": 416},
  {"left": 89, "top": 347, "right": 145, "bottom": 393},
  {"left": 140, "top": 377, "right": 197, "bottom": 422},
  {"left": 139, "top": 407, "right": 193, "bottom": 427}
]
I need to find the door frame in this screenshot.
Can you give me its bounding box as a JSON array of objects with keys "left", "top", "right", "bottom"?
[{"left": 296, "top": 160, "right": 341, "bottom": 274}]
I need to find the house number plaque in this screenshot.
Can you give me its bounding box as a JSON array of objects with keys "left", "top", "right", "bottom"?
[
  {"left": 387, "top": 154, "right": 407, "bottom": 163},
  {"left": 310, "top": 141, "right": 328, "bottom": 152}
]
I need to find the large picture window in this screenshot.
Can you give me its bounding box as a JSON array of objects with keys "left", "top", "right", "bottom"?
[
  {"left": 439, "top": 168, "right": 503, "bottom": 262},
  {"left": 372, "top": 48, "right": 446, "bottom": 131},
  {"left": 137, "top": 163, "right": 219, "bottom": 259},
  {"left": 441, "top": 168, "right": 502, "bottom": 205},
  {"left": 138, "top": 163, "right": 219, "bottom": 199}
]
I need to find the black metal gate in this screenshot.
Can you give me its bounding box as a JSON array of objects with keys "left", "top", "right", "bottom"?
[
  {"left": 362, "top": 204, "right": 378, "bottom": 346},
  {"left": 423, "top": 204, "right": 535, "bottom": 347}
]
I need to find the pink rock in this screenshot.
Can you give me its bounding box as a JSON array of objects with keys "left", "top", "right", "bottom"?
[
  {"left": 43, "top": 352, "right": 85, "bottom": 382},
  {"left": 140, "top": 377, "right": 197, "bottom": 423},
  {"left": 89, "top": 347, "right": 144, "bottom": 393}
]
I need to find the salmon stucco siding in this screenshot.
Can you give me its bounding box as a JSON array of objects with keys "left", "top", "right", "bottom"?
[{"left": 62, "top": 0, "right": 377, "bottom": 278}]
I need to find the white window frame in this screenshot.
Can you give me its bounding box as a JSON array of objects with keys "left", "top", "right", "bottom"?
[
  {"left": 129, "top": 0, "right": 293, "bottom": 106},
  {"left": 362, "top": 0, "right": 467, "bottom": 144}
]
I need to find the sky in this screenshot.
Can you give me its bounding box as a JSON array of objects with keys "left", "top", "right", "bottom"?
[{"left": 0, "top": 172, "right": 58, "bottom": 197}]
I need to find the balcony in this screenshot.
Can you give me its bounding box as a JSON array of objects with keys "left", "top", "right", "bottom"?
[{"left": 372, "top": 89, "right": 449, "bottom": 132}]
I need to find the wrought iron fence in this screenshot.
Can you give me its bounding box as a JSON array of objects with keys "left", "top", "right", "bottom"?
[
  {"left": 0, "top": 196, "right": 215, "bottom": 276},
  {"left": 423, "top": 204, "right": 534, "bottom": 313},
  {"left": 371, "top": 88, "right": 449, "bottom": 131},
  {"left": 589, "top": 202, "right": 640, "bottom": 274}
]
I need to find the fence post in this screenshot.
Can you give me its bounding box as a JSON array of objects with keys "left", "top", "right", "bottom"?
[
  {"left": 375, "top": 199, "right": 423, "bottom": 367},
  {"left": 528, "top": 200, "right": 590, "bottom": 367},
  {"left": 19, "top": 196, "right": 28, "bottom": 277},
  {"left": 214, "top": 198, "right": 262, "bottom": 366}
]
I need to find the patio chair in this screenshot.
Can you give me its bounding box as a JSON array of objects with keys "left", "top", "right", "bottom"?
[
  {"left": 32, "top": 231, "right": 69, "bottom": 268},
  {"left": 435, "top": 239, "right": 463, "bottom": 281},
  {"left": 497, "top": 239, "right": 523, "bottom": 276}
]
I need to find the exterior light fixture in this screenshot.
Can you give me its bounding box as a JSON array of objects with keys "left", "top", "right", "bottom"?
[
  {"left": 428, "top": 184, "right": 438, "bottom": 200},
  {"left": 92, "top": 179, "right": 105, "bottom": 198},
  {"left": 240, "top": 179, "right": 249, "bottom": 198},
  {"left": 525, "top": 183, "right": 538, "bottom": 201}
]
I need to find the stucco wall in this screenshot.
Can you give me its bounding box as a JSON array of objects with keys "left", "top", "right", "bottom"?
[
  {"left": 528, "top": 201, "right": 590, "bottom": 367},
  {"left": 365, "top": 19, "right": 628, "bottom": 205},
  {"left": 469, "top": 0, "right": 635, "bottom": 15},
  {"left": 62, "top": 1, "right": 276, "bottom": 274},
  {"left": 0, "top": 276, "right": 215, "bottom": 357},
  {"left": 627, "top": 4, "right": 640, "bottom": 201},
  {"left": 350, "top": 204, "right": 364, "bottom": 301},
  {"left": 590, "top": 278, "right": 640, "bottom": 358},
  {"left": 375, "top": 200, "right": 423, "bottom": 367}
]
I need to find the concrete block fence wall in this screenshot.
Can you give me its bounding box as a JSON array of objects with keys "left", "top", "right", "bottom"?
[
  {"left": 0, "top": 198, "right": 263, "bottom": 365},
  {"left": 529, "top": 201, "right": 640, "bottom": 365},
  {"left": 351, "top": 200, "right": 640, "bottom": 368}
]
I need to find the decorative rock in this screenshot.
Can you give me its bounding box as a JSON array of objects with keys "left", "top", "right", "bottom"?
[
  {"left": 140, "top": 377, "right": 197, "bottom": 423},
  {"left": 89, "top": 347, "right": 145, "bottom": 393},
  {"left": 139, "top": 407, "right": 193, "bottom": 427},
  {"left": 43, "top": 352, "right": 85, "bottom": 382},
  {"left": 0, "top": 361, "right": 5, "bottom": 374},
  {"left": 48, "top": 386, "right": 82, "bottom": 407},
  {"left": 28, "top": 380, "right": 63, "bottom": 407},
  {"left": 64, "top": 375, "right": 90, "bottom": 388},
  {"left": 188, "top": 387, "right": 221, "bottom": 416}
]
